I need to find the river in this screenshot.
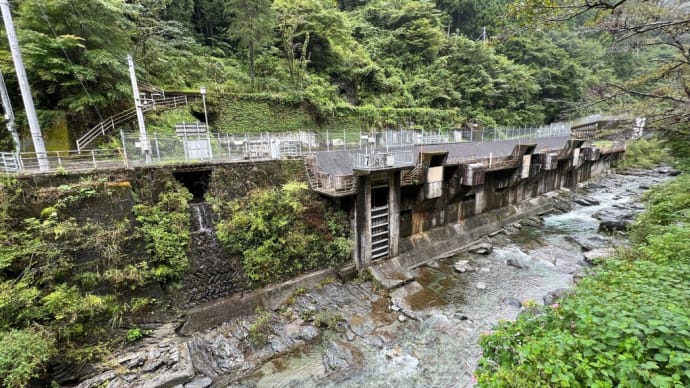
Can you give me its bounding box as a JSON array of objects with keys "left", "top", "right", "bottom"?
[{"left": 232, "top": 169, "right": 669, "bottom": 388}]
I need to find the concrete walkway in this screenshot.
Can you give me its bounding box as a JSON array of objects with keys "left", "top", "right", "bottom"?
[{"left": 313, "top": 136, "right": 572, "bottom": 176}]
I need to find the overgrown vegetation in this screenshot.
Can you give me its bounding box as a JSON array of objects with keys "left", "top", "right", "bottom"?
[
  {"left": 214, "top": 181, "right": 351, "bottom": 286},
  {"left": 4, "top": 0, "right": 673, "bottom": 151},
  {"left": 620, "top": 138, "right": 670, "bottom": 170},
  {"left": 476, "top": 173, "right": 690, "bottom": 387},
  {"left": 133, "top": 182, "right": 193, "bottom": 282},
  {"left": 0, "top": 176, "right": 191, "bottom": 387}
]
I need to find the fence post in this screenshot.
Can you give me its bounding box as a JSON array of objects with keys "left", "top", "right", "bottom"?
[
  {"left": 154, "top": 133, "right": 160, "bottom": 161},
  {"left": 120, "top": 129, "right": 129, "bottom": 168},
  {"left": 207, "top": 131, "right": 213, "bottom": 160},
  {"left": 91, "top": 150, "right": 97, "bottom": 169}
]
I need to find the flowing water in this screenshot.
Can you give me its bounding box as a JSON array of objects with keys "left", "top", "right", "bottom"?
[{"left": 231, "top": 172, "right": 667, "bottom": 388}]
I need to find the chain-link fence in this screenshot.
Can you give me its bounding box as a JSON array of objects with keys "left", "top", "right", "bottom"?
[{"left": 0, "top": 122, "right": 573, "bottom": 175}]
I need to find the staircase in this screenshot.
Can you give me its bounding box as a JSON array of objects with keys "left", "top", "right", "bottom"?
[{"left": 76, "top": 94, "right": 197, "bottom": 153}]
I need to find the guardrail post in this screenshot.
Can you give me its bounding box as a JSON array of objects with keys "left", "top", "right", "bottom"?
[
  {"left": 207, "top": 131, "right": 213, "bottom": 160},
  {"left": 91, "top": 149, "right": 97, "bottom": 169},
  {"left": 56, "top": 151, "right": 62, "bottom": 168},
  {"left": 120, "top": 129, "right": 129, "bottom": 168},
  {"left": 154, "top": 133, "right": 160, "bottom": 161}
]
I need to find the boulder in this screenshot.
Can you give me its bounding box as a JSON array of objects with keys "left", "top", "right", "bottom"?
[
  {"left": 507, "top": 257, "right": 530, "bottom": 269},
  {"left": 475, "top": 282, "right": 487, "bottom": 290},
  {"left": 323, "top": 340, "right": 362, "bottom": 372},
  {"left": 583, "top": 248, "right": 615, "bottom": 264},
  {"left": 543, "top": 288, "right": 570, "bottom": 305},
  {"left": 453, "top": 260, "right": 475, "bottom": 273},
  {"left": 184, "top": 377, "right": 212, "bottom": 388},
  {"left": 574, "top": 197, "right": 601, "bottom": 206},
  {"left": 593, "top": 207, "right": 636, "bottom": 232},
  {"left": 467, "top": 242, "right": 493, "bottom": 255}
]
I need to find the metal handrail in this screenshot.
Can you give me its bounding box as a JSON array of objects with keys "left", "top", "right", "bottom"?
[{"left": 76, "top": 96, "right": 192, "bottom": 152}]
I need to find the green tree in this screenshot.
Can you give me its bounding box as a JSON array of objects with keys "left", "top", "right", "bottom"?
[
  {"left": 192, "top": 0, "right": 229, "bottom": 47},
  {"left": 497, "top": 31, "right": 587, "bottom": 122},
  {"left": 510, "top": 0, "right": 690, "bottom": 134},
  {"left": 1, "top": 0, "right": 134, "bottom": 136},
  {"left": 225, "top": 0, "right": 275, "bottom": 87}
]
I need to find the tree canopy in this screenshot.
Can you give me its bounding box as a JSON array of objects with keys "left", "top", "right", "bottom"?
[{"left": 0, "top": 0, "right": 683, "bottom": 148}]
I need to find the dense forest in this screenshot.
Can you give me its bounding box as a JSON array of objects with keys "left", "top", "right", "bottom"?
[{"left": 0, "top": 0, "right": 686, "bottom": 152}]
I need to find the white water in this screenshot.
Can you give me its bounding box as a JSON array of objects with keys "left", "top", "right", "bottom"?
[{"left": 190, "top": 202, "right": 214, "bottom": 233}]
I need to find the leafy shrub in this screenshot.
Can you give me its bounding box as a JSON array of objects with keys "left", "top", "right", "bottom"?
[
  {"left": 133, "top": 181, "right": 192, "bottom": 283},
  {"left": 126, "top": 328, "right": 144, "bottom": 342},
  {"left": 215, "top": 181, "right": 351, "bottom": 286},
  {"left": 248, "top": 309, "right": 273, "bottom": 346},
  {"left": 0, "top": 328, "right": 56, "bottom": 388},
  {"left": 477, "top": 174, "right": 690, "bottom": 387},
  {"left": 621, "top": 138, "right": 669, "bottom": 170},
  {"left": 312, "top": 310, "right": 343, "bottom": 330}
]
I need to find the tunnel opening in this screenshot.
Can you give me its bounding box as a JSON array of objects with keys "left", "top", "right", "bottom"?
[{"left": 173, "top": 169, "right": 212, "bottom": 202}]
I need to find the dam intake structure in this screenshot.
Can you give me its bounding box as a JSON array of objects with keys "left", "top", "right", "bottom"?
[{"left": 303, "top": 135, "right": 625, "bottom": 286}]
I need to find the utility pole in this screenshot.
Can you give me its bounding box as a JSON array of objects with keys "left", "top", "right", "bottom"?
[
  {"left": 482, "top": 26, "right": 487, "bottom": 46},
  {"left": 127, "top": 54, "right": 151, "bottom": 163},
  {"left": 1, "top": 0, "right": 48, "bottom": 171},
  {"left": 0, "top": 71, "right": 20, "bottom": 152}
]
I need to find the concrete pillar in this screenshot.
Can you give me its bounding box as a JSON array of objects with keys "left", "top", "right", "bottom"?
[
  {"left": 388, "top": 171, "right": 401, "bottom": 258},
  {"left": 474, "top": 186, "right": 486, "bottom": 215},
  {"left": 355, "top": 175, "right": 372, "bottom": 270}
]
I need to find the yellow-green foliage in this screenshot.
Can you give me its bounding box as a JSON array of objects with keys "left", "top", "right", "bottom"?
[
  {"left": 621, "top": 138, "right": 669, "bottom": 169},
  {"left": 214, "top": 181, "right": 352, "bottom": 286}
]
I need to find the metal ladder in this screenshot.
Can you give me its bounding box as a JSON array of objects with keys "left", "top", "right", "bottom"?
[{"left": 371, "top": 205, "right": 389, "bottom": 260}]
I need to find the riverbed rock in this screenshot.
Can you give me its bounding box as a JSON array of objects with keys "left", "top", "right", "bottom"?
[
  {"left": 655, "top": 166, "right": 680, "bottom": 176},
  {"left": 543, "top": 288, "right": 570, "bottom": 305},
  {"left": 507, "top": 256, "right": 530, "bottom": 269},
  {"left": 323, "top": 340, "right": 363, "bottom": 372},
  {"left": 500, "top": 297, "right": 522, "bottom": 308},
  {"left": 183, "top": 376, "right": 212, "bottom": 388},
  {"left": 593, "top": 207, "right": 636, "bottom": 232},
  {"left": 574, "top": 197, "right": 601, "bottom": 206},
  {"left": 467, "top": 242, "right": 493, "bottom": 255},
  {"left": 453, "top": 260, "right": 475, "bottom": 273},
  {"left": 583, "top": 248, "right": 615, "bottom": 264},
  {"left": 475, "top": 282, "right": 487, "bottom": 290}
]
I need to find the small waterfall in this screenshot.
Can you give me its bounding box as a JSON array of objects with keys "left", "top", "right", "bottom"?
[
  {"left": 190, "top": 202, "right": 214, "bottom": 233},
  {"left": 183, "top": 201, "right": 246, "bottom": 307}
]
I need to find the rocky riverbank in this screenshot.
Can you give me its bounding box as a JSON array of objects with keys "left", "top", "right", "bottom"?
[{"left": 74, "top": 167, "right": 677, "bottom": 388}]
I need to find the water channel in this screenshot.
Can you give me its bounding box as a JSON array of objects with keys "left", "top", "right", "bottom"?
[{"left": 232, "top": 170, "right": 668, "bottom": 388}]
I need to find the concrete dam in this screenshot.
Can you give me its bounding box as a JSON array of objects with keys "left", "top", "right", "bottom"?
[{"left": 303, "top": 135, "right": 625, "bottom": 287}]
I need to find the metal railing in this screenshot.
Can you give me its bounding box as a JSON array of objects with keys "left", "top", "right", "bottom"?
[
  {"left": 0, "top": 120, "right": 595, "bottom": 176},
  {"left": 76, "top": 95, "right": 193, "bottom": 152},
  {"left": 0, "top": 149, "right": 128, "bottom": 174},
  {"left": 353, "top": 150, "right": 414, "bottom": 170}
]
